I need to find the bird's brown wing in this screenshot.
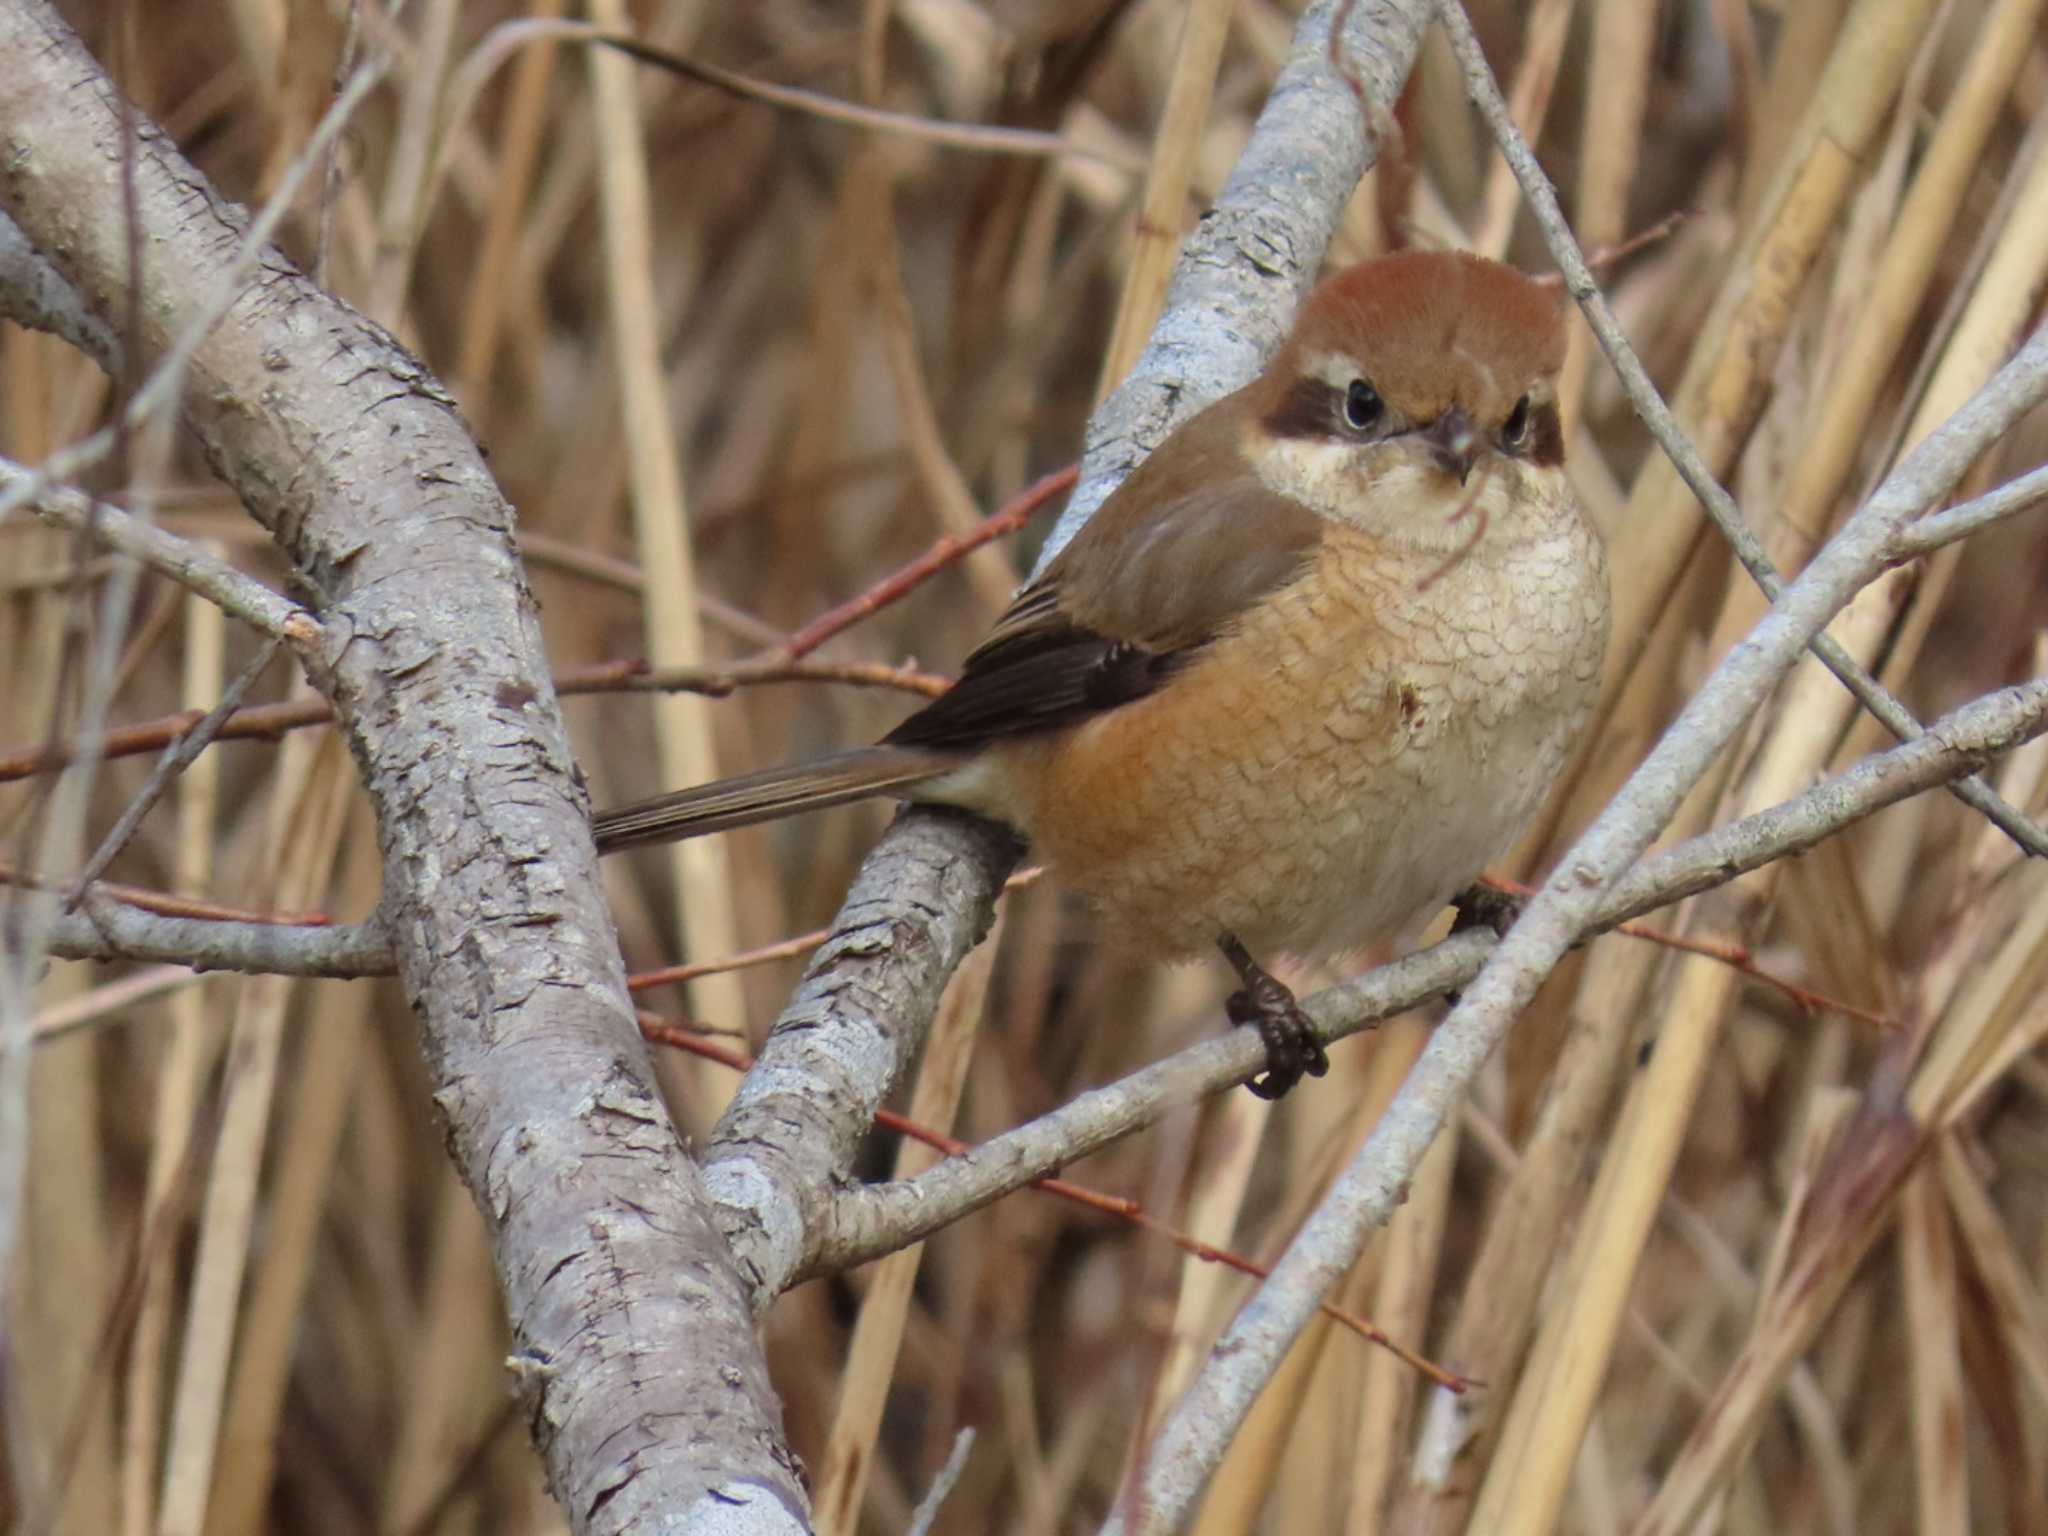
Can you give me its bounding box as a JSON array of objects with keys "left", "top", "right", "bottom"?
[{"left": 886, "top": 402, "right": 1323, "bottom": 753}]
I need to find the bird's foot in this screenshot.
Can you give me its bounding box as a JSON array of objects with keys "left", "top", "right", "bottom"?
[
  {"left": 1450, "top": 881, "right": 1522, "bottom": 938},
  {"left": 1218, "top": 933, "right": 1329, "bottom": 1099}
]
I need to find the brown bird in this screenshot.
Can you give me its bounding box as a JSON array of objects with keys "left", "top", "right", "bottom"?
[{"left": 596, "top": 249, "right": 1610, "bottom": 1096}]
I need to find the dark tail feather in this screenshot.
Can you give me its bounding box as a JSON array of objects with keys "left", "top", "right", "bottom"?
[{"left": 593, "top": 746, "right": 957, "bottom": 851}]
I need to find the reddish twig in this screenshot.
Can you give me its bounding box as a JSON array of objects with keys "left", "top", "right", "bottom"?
[
  {"left": 2, "top": 467, "right": 1066, "bottom": 782},
  {"left": 0, "top": 861, "right": 334, "bottom": 926},
  {"left": 0, "top": 653, "right": 949, "bottom": 782},
  {"left": 1481, "top": 874, "right": 1904, "bottom": 1032},
  {"left": 1530, "top": 210, "right": 1690, "bottom": 288},
  {"left": 779, "top": 463, "right": 1076, "bottom": 660}
]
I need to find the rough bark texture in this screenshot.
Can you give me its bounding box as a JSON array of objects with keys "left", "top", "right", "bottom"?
[{"left": 0, "top": 7, "right": 802, "bottom": 1530}]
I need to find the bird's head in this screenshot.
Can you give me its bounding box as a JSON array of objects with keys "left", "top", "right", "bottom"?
[{"left": 1240, "top": 250, "right": 1570, "bottom": 553}]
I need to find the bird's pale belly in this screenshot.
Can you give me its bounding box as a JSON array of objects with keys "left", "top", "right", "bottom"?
[{"left": 974, "top": 533, "right": 1605, "bottom": 962}]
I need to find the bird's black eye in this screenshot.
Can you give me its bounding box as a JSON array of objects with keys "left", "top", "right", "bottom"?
[
  {"left": 1344, "top": 379, "right": 1383, "bottom": 431},
  {"left": 1503, "top": 394, "right": 1532, "bottom": 447}
]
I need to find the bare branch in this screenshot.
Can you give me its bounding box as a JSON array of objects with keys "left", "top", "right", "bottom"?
[
  {"left": 1889, "top": 461, "right": 2048, "bottom": 560},
  {"left": 0, "top": 209, "right": 117, "bottom": 362},
  {"left": 40, "top": 898, "right": 391, "bottom": 976},
  {"left": 3, "top": 461, "right": 318, "bottom": 644}
]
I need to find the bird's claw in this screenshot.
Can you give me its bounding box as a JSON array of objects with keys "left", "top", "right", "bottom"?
[
  {"left": 1218, "top": 933, "right": 1329, "bottom": 1098},
  {"left": 1450, "top": 881, "right": 1522, "bottom": 938}
]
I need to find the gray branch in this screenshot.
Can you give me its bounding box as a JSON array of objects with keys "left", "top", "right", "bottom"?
[
  {"left": 0, "top": 7, "right": 802, "bottom": 1529},
  {"left": 2, "top": 459, "right": 318, "bottom": 643},
  {"left": 1890, "top": 460, "right": 2048, "bottom": 559},
  {"left": 0, "top": 207, "right": 116, "bottom": 361},
  {"left": 40, "top": 896, "right": 393, "bottom": 976}
]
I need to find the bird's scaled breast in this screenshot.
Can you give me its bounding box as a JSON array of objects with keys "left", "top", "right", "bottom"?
[{"left": 1003, "top": 518, "right": 1608, "bottom": 962}]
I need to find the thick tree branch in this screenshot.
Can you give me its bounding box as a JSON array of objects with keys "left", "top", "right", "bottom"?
[
  {"left": 698, "top": 0, "right": 1439, "bottom": 1311},
  {"left": 0, "top": 8, "right": 801, "bottom": 1530}
]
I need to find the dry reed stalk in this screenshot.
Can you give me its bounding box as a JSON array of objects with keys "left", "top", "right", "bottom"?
[
  {"left": 1740, "top": 0, "right": 1852, "bottom": 225},
  {"left": 1146, "top": 1090, "right": 1273, "bottom": 1423},
  {"left": 455, "top": 0, "right": 565, "bottom": 403},
  {"left": 1630, "top": 736, "right": 2048, "bottom": 1534},
  {"left": 1171, "top": 1026, "right": 1405, "bottom": 1533},
  {"left": 1780, "top": 0, "right": 2044, "bottom": 552},
  {"left": 1183, "top": 1311, "right": 1336, "bottom": 1534},
  {"left": 1556, "top": 0, "right": 1654, "bottom": 436},
  {"left": 205, "top": 821, "right": 382, "bottom": 1536},
  {"left": 21, "top": 702, "right": 117, "bottom": 1536},
  {"left": 366, "top": 0, "right": 461, "bottom": 325},
  {"left": 1343, "top": 1025, "right": 1455, "bottom": 1536},
  {"left": 374, "top": 1169, "right": 500, "bottom": 1536},
  {"left": 1267, "top": 1011, "right": 1412, "bottom": 1531},
  {"left": 155, "top": 722, "right": 353, "bottom": 1536},
  {"left": 1899, "top": 1162, "right": 1968, "bottom": 1534},
  {"left": 1471, "top": 0, "right": 1574, "bottom": 262},
  {"left": 120, "top": 577, "right": 226, "bottom": 1536},
  {"left": 863, "top": 156, "right": 1020, "bottom": 619},
  {"left": 28, "top": 965, "right": 200, "bottom": 1046},
  {"left": 1936, "top": 1135, "right": 2048, "bottom": 1441},
  {"left": 1094, "top": 0, "right": 1235, "bottom": 397},
  {"left": 583, "top": 0, "right": 745, "bottom": 1129}
]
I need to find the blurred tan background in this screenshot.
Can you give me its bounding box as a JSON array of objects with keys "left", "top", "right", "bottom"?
[{"left": 6, "top": 1, "right": 2048, "bottom": 1532}]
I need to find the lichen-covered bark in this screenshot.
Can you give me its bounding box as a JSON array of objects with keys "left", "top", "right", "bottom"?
[{"left": 0, "top": 7, "right": 802, "bottom": 1528}]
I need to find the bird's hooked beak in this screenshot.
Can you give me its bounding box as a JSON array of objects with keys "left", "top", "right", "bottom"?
[{"left": 1422, "top": 406, "right": 1479, "bottom": 485}]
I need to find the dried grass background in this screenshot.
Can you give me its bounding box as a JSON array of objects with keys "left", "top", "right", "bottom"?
[{"left": 6, "top": 1, "right": 2048, "bottom": 1533}]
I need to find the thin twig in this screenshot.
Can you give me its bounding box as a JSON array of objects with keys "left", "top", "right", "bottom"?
[
  {"left": 780, "top": 464, "right": 1076, "bottom": 659},
  {"left": 905, "top": 1429, "right": 977, "bottom": 1536},
  {"left": 1888, "top": 460, "right": 2048, "bottom": 560},
  {"left": 6, "top": 464, "right": 315, "bottom": 643},
  {"left": 65, "top": 637, "right": 284, "bottom": 906},
  {"left": 437, "top": 20, "right": 1145, "bottom": 189},
  {"left": 0, "top": 652, "right": 949, "bottom": 782}
]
